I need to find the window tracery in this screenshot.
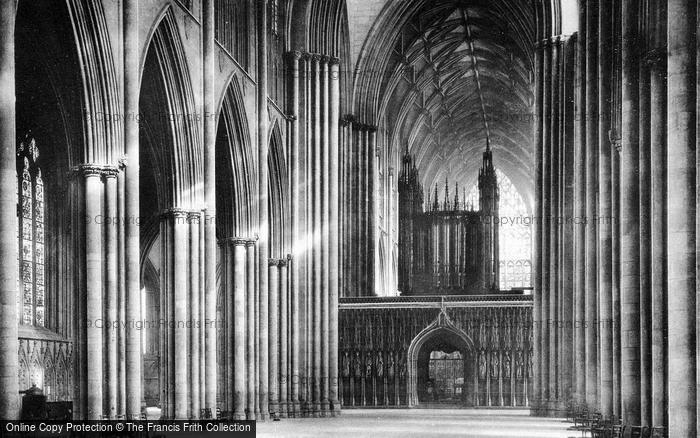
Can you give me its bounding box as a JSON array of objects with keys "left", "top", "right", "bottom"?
[
  {"left": 468, "top": 169, "right": 532, "bottom": 288},
  {"left": 17, "top": 134, "right": 45, "bottom": 327}
]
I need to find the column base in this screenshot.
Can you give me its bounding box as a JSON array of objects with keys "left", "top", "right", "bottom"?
[
  {"left": 289, "top": 401, "right": 301, "bottom": 417},
  {"left": 279, "top": 401, "right": 288, "bottom": 418}
]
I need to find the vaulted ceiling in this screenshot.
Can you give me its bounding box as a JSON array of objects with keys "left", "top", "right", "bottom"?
[{"left": 351, "top": 0, "right": 540, "bottom": 207}]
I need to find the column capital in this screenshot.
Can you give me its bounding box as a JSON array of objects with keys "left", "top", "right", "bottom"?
[
  {"left": 644, "top": 47, "right": 667, "bottom": 67},
  {"left": 245, "top": 238, "right": 256, "bottom": 247},
  {"left": 268, "top": 258, "right": 284, "bottom": 267},
  {"left": 288, "top": 50, "right": 303, "bottom": 61},
  {"left": 162, "top": 207, "right": 189, "bottom": 220},
  {"left": 356, "top": 123, "right": 377, "bottom": 133},
  {"left": 75, "top": 164, "right": 106, "bottom": 177},
  {"left": 118, "top": 155, "right": 128, "bottom": 169},
  {"left": 329, "top": 56, "right": 340, "bottom": 66},
  {"left": 309, "top": 53, "right": 322, "bottom": 63},
  {"left": 320, "top": 55, "right": 331, "bottom": 64},
  {"left": 187, "top": 211, "right": 202, "bottom": 221},
  {"left": 341, "top": 114, "right": 355, "bottom": 126},
  {"left": 229, "top": 237, "right": 248, "bottom": 246},
  {"left": 608, "top": 129, "right": 622, "bottom": 153},
  {"left": 102, "top": 166, "right": 120, "bottom": 178}
]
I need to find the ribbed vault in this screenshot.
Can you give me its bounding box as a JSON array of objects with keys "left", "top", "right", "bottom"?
[{"left": 353, "top": 0, "right": 556, "bottom": 208}]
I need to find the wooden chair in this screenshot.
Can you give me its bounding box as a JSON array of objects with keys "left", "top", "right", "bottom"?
[
  {"left": 623, "top": 425, "right": 643, "bottom": 438},
  {"left": 573, "top": 406, "right": 590, "bottom": 430},
  {"left": 650, "top": 426, "right": 665, "bottom": 438}
]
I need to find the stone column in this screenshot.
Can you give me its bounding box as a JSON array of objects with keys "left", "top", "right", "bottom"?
[
  {"left": 329, "top": 57, "right": 341, "bottom": 416},
  {"left": 289, "top": 50, "right": 302, "bottom": 418},
  {"left": 611, "top": 138, "right": 621, "bottom": 418},
  {"left": 172, "top": 209, "right": 189, "bottom": 419},
  {"left": 268, "top": 259, "right": 280, "bottom": 416},
  {"left": 320, "top": 56, "right": 330, "bottom": 415},
  {"left": 367, "top": 125, "right": 377, "bottom": 295},
  {"left": 638, "top": 51, "right": 652, "bottom": 428},
  {"left": 199, "top": 213, "right": 206, "bottom": 408},
  {"left": 117, "top": 162, "right": 127, "bottom": 417},
  {"left": 549, "top": 36, "right": 560, "bottom": 404},
  {"left": 246, "top": 240, "right": 257, "bottom": 420},
  {"left": 257, "top": 0, "right": 270, "bottom": 420},
  {"left": 303, "top": 55, "right": 313, "bottom": 410},
  {"left": 189, "top": 212, "right": 201, "bottom": 418},
  {"left": 648, "top": 31, "right": 667, "bottom": 431},
  {"left": 666, "top": 1, "right": 697, "bottom": 436},
  {"left": 540, "top": 38, "right": 551, "bottom": 406},
  {"left": 311, "top": 54, "right": 322, "bottom": 416},
  {"left": 84, "top": 166, "right": 104, "bottom": 419},
  {"left": 279, "top": 258, "right": 289, "bottom": 417},
  {"left": 584, "top": 0, "right": 599, "bottom": 410},
  {"left": 597, "top": 0, "right": 614, "bottom": 417},
  {"left": 532, "top": 39, "right": 543, "bottom": 410},
  {"left": 560, "top": 35, "right": 575, "bottom": 404},
  {"left": 225, "top": 240, "right": 234, "bottom": 411},
  {"left": 573, "top": 0, "right": 587, "bottom": 405},
  {"left": 233, "top": 238, "right": 247, "bottom": 420},
  {"left": 105, "top": 169, "right": 119, "bottom": 419},
  {"left": 203, "top": 0, "right": 218, "bottom": 417},
  {"left": 621, "top": 0, "right": 641, "bottom": 425},
  {"left": 123, "top": 0, "right": 142, "bottom": 419},
  {"left": 0, "top": 0, "right": 18, "bottom": 420}
]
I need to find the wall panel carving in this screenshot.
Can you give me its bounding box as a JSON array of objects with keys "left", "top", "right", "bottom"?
[
  {"left": 18, "top": 337, "right": 73, "bottom": 402},
  {"left": 338, "top": 296, "right": 532, "bottom": 408}
]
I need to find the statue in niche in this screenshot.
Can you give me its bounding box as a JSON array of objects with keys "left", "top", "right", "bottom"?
[
  {"left": 516, "top": 324, "right": 524, "bottom": 349},
  {"left": 342, "top": 351, "right": 350, "bottom": 378},
  {"left": 503, "top": 351, "right": 511, "bottom": 379},
  {"left": 478, "top": 350, "right": 487, "bottom": 379},
  {"left": 353, "top": 351, "right": 362, "bottom": 378},
  {"left": 365, "top": 353, "right": 373, "bottom": 378},
  {"left": 479, "top": 318, "right": 487, "bottom": 347},
  {"left": 376, "top": 351, "right": 384, "bottom": 378},
  {"left": 527, "top": 349, "right": 533, "bottom": 378},
  {"left": 398, "top": 355, "right": 407, "bottom": 379},
  {"left": 490, "top": 318, "right": 499, "bottom": 348},
  {"left": 504, "top": 322, "right": 512, "bottom": 348},
  {"left": 387, "top": 352, "right": 395, "bottom": 379},
  {"left": 490, "top": 351, "right": 499, "bottom": 379},
  {"left": 515, "top": 350, "right": 524, "bottom": 380}
]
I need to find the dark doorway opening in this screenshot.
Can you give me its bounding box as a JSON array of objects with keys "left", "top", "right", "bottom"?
[{"left": 416, "top": 335, "right": 470, "bottom": 407}]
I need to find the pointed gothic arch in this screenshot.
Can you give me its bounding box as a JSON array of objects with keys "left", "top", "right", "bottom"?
[
  {"left": 140, "top": 6, "right": 202, "bottom": 213},
  {"left": 216, "top": 74, "right": 255, "bottom": 238},
  {"left": 268, "top": 121, "right": 289, "bottom": 258},
  {"left": 406, "top": 310, "right": 474, "bottom": 407}
]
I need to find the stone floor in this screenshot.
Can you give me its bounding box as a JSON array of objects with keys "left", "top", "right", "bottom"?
[{"left": 256, "top": 409, "right": 576, "bottom": 437}]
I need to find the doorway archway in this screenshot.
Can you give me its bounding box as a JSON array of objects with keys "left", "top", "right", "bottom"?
[{"left": 406, "top": 312, "right": 474, "bottom": 407}]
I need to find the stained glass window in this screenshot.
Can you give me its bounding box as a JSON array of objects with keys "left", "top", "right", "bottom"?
[
  {"left": 271, "top": 0, "right": 279, "bottom": 37},
  {"left": 16, "top": 134, "right": 45, "bottom": 326},
  {"left": 467, "top": 169, "right": 532, "bottom": 288}
]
